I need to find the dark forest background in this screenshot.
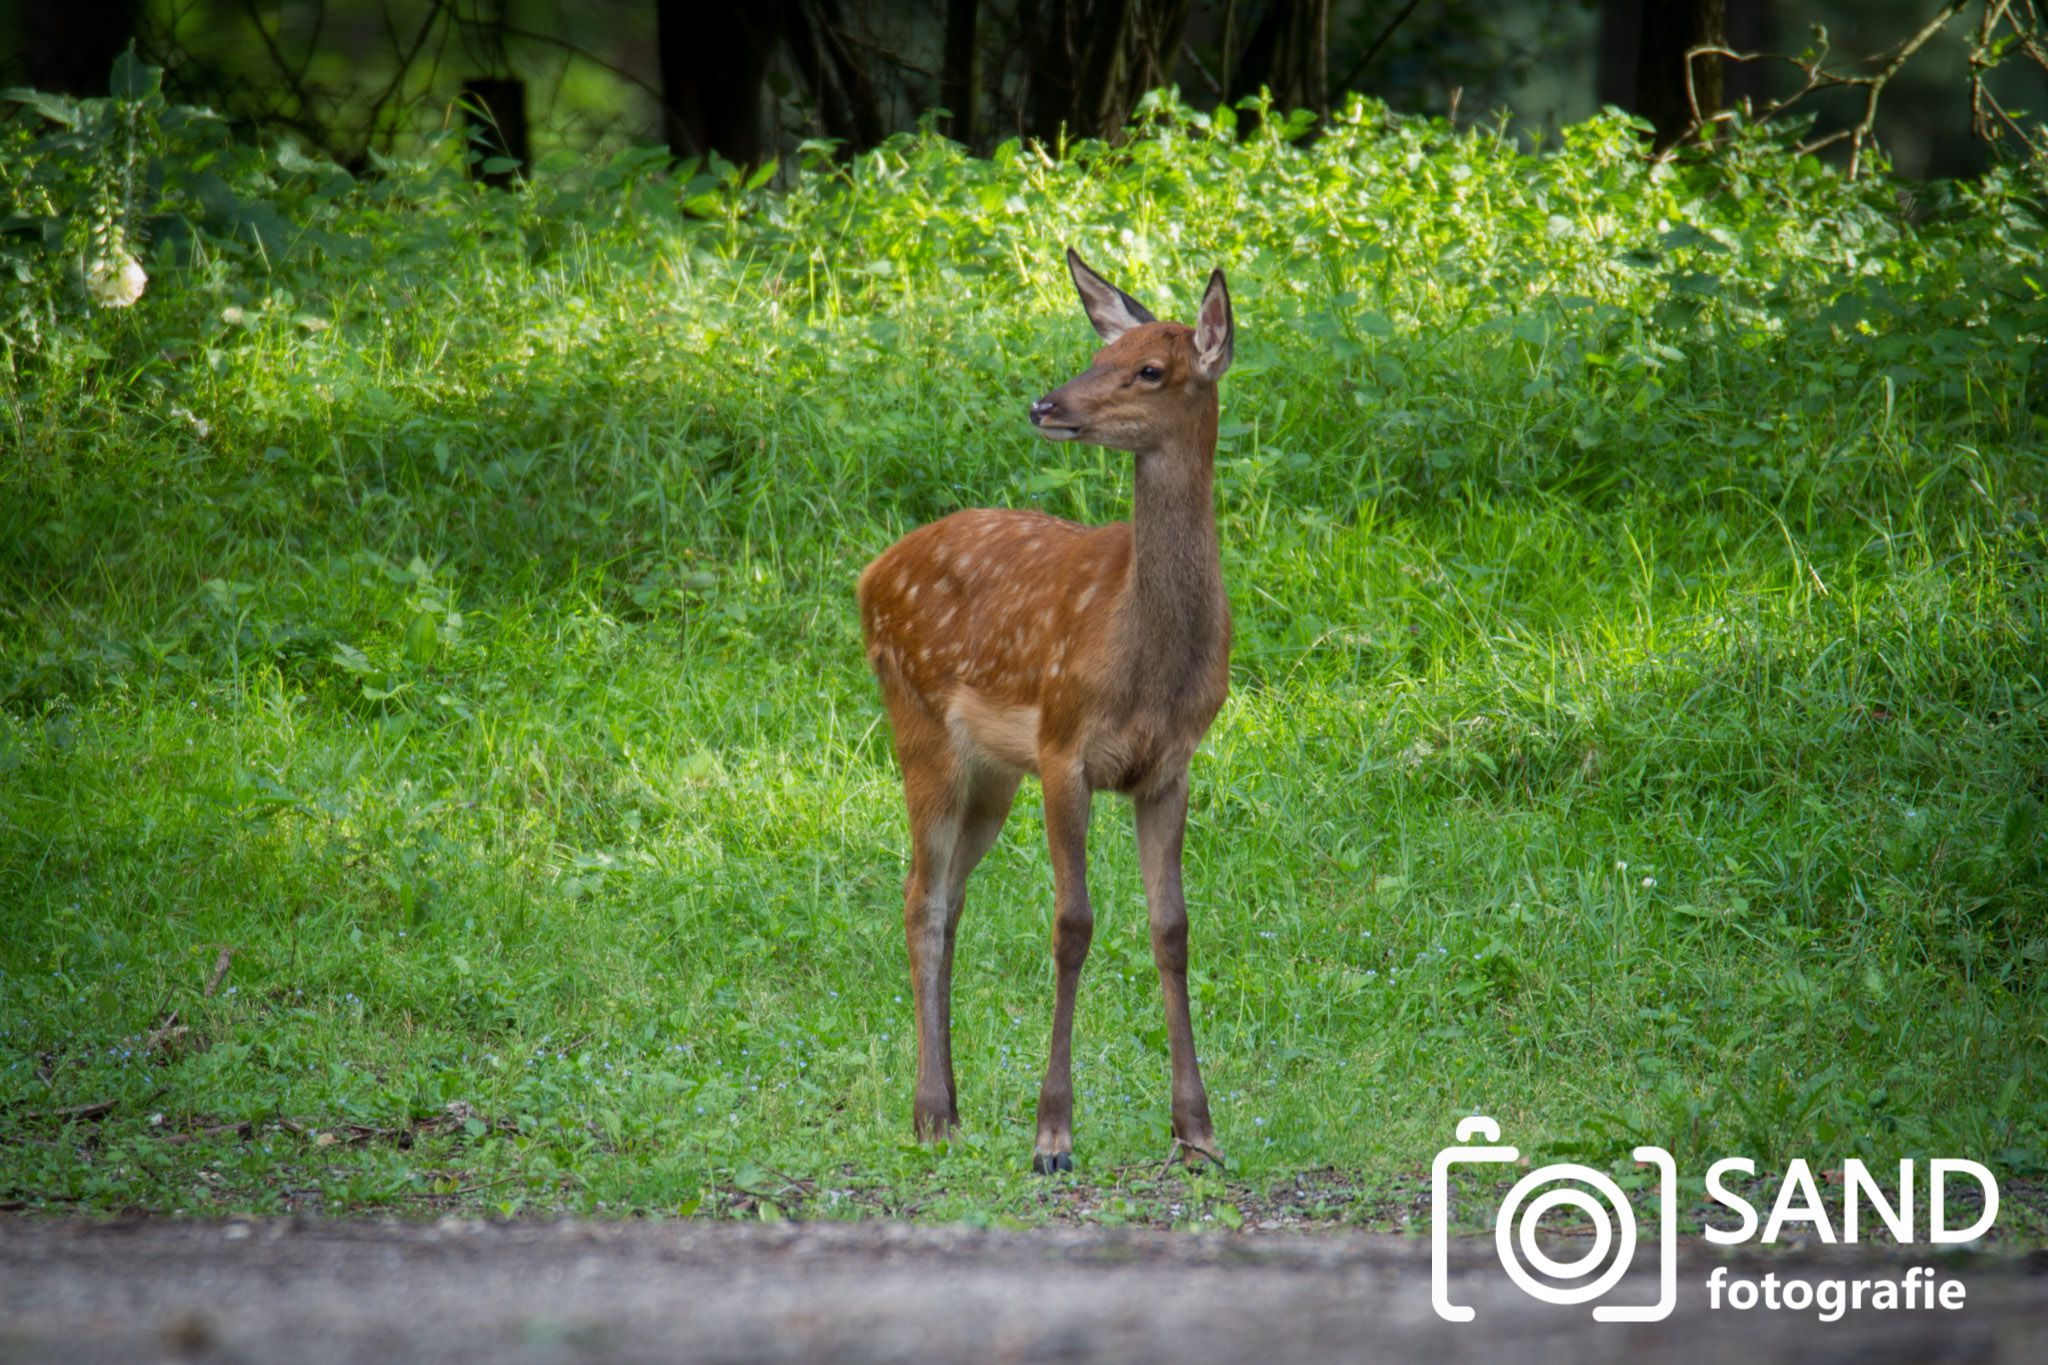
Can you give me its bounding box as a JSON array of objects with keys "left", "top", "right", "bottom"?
[{"left": 5, "top": 1, "right": 2045, "bottom": 181}]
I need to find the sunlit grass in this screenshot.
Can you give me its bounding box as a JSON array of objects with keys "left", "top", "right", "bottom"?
[{"left": 1, "top": 93, "right": 2043, "bottom": 1227}]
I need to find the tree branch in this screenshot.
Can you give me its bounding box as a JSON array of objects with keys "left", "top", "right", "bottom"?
[
  {"left": 1336, "top": 0, "right": 1427, "bottom": 93},
  {"left": 1672, "top": 0, "right": 1996, "bottom": 177}
]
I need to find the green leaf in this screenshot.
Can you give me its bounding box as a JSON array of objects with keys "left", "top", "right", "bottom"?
[
  {"left": 108, "top": 49, "right": 162, "bottom": 101},
  {"left": 3, "top": 89, "right": 81, "bottom": 128},
  {"left": 744, "top": 160, "right": 779, "bottom": 192},
  {"left": 183, "top": 170, "right": 301, "bottom": 255},
  {"left": 404, "top": 613, "right": 439, "bottom": 666},
  {"left": 330, "top": 643, "right": 374, "bottom": 674}
]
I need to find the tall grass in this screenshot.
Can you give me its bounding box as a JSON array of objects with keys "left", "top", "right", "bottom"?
[{"left": 1, "top": 83, "right": 2044, "bottom": 1224}]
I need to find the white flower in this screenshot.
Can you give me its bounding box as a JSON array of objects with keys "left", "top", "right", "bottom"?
[
  {"left": 1642, "top": 876, "right": 1656, "bottom": 889},
  {"left": 86, "top": 248, "right": 147, "bottom": 308}
]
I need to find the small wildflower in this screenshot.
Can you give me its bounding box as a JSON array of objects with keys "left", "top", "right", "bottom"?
[{"left": 85, "top": 248, "right": 147, "bottom": 308}]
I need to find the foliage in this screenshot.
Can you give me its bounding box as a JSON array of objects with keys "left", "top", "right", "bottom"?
[
  {"left": 1, "top": 51, "right": 311, "bottom": 353},
  {"left": 1, "top": 71, "right": 2045, "bottom": 1228}
]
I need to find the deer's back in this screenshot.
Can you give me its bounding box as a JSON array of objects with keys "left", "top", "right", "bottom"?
[{"left": 859, "top": 507, "right": 1130, "bottom": 698}]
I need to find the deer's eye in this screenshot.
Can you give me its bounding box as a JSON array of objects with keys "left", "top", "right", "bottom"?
[{"left": 1137, "top": 365, "right": 1164, "bottom": 382}]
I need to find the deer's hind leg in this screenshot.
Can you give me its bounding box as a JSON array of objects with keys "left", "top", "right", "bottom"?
[
  {"left": 1136, "top": 772, "right": 1220, "bottom": 1167},
  {"left": 933, "top": 763, "right": 1021, "bottom": 1122},
  {"left": 894, "top": 695, "right": 1019, "bottom": 1140}
]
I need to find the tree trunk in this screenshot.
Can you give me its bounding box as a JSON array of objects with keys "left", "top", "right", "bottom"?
[
  {"left": 941, "top": 0, "right": 982, "bottom": 146},
  {"left": 1228, "top": 0, "right": 1330, "bottom": 130},
  {"left": 19, "top": 0, "right": 137, "bottom": 96},
  {"left": 1025, "top": 0, "right": 1195, "bottom": 145},
  {"left": 1634, "top": 0, "right": 1725, "bottom": 148},
  {"left": 1596, "top": 0, "right": 1641, "bottom": 111},
  {"left": 783, "top": 0, "right": 886, "bottom": 153},
  {"left": 655, "top": 0, "right": 783, "bottom": 166}
]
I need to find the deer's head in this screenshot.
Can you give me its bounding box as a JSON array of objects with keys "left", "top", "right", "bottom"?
[{"left": 1029, "top": 248, "right": 1233, "bottom": 455}]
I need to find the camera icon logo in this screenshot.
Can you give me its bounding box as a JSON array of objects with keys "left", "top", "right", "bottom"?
[{"left": 1431, "top": 1116, "right": 1676, "bottom": 1323}]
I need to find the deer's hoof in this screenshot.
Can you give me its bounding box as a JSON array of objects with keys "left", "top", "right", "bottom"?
[
  {"left": 1171, "top": 1131, "right": 1226, "bottom": 1169},
  {"left": 1030, "top": 1151, "right": 1074, "bottom": 1175},
  {"left": 912, "top": 1101, "right": 960, "bottom": 1144}
]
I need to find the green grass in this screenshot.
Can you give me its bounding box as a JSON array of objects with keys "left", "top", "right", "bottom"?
[{"left": 1, "top": 87, "right": 2045, "bottom": 1231}]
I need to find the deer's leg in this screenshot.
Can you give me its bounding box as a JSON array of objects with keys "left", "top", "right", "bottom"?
[
  {"left": 898, "top": 710, "right": 968, "bottom": 1142},
  {"left": 935, "top": 767, "right": 1020, "bottom": 1120},
  {"left": 1135, "top": 772, "right": 1220, "bottom": 1166},
  {"left": 1032, "top": 754, "right": 1093, "bottom": 1174}
]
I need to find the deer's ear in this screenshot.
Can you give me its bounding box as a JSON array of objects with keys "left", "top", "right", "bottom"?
[
  {"left": 1192, "top": 268, "right": 1233, "bottom": 382},
  {"left": 1066, "top": 246, "right": 1155, "bottom": 343}
]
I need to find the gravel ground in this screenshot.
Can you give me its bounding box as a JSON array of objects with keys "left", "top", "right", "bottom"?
[{"left": 1, "top": 1218, "right": 2043, "bottom": 1364}]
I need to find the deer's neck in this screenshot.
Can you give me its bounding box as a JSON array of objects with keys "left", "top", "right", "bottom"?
[{"left": 1123, "top": 394, "right": 1225, "bottom": 671}]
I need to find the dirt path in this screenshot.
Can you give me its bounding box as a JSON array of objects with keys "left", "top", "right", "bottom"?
[{"left": 1, "top": 1218, "right": 2043, "bottom": 1364}]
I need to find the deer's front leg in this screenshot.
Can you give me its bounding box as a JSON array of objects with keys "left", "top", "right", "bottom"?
[
  {"left": 1135, "top": 773, "right": 1220, "bottom": 1166},
  {"left": 1032, "top": 756, "right": 1093, "bottom": 1174}
]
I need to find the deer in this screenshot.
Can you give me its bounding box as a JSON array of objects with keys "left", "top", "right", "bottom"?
[{"left": 857, "top": 247, "right": 1235, "bottom": 1174}]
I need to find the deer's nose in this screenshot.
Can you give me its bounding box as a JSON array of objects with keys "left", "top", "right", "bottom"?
[{"left": 1029, "top": 397, "right": 1061, "bottom": 426}]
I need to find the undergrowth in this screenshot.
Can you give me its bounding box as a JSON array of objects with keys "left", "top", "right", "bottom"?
[{"left": 1, "top": 68, "right": 2044, "bottom": 1230}]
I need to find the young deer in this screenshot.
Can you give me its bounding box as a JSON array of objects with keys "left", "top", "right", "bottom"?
[{"left": 858, "top": 248, "right": 1235, "bottom": 1173}]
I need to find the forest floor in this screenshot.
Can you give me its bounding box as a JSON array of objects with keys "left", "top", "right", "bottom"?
[{"left": 2, "top": 1217, "right": 2044, "bottom": 1364}]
